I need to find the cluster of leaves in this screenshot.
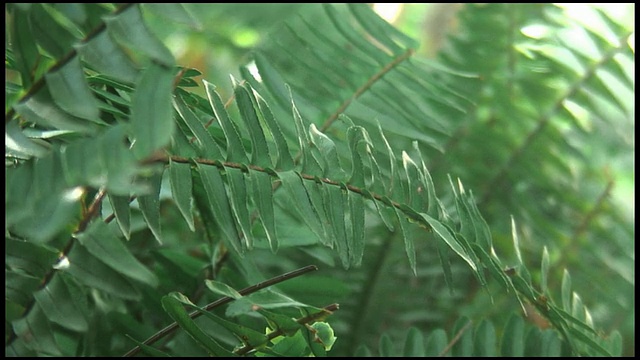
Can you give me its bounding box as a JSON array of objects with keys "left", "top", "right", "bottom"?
[{"left": 5, "top": 3, "right": 632, "bottom": 357}]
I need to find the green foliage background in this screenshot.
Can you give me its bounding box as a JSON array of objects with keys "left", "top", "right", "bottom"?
[{"left": 5, "top": 3, "right": 634, "bottom": 357}]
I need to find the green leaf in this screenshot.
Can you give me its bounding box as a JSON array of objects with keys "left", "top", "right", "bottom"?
[
  {"left": 5, "top": 121, "right": 50, "bottom": 159},
  {"left": 105, "top": 4, "right": 175, "bottom": 66},
  {"left": 10, "top": 6, "right": 40, "bottom": 87},
  {"left": 205, "top": 279, "right": 243, "bottom": 299},
  {"left": 474, "top": 319, "right": 497, "bottom": 356},
  {"left": 143, "top": 3, "right": 202, "bottom": 30},
  {"left": 14, "top": 88, "right": 99, "bottom": 135},
  {"left": 226, "top": 167, "right": 255, "bottom": 249},
  {"left": 349, "top": 192, "right": 366, "bottom": 267},
  {"left": 561, "top": 269, "right": 572, "bottom": 312},
  {"left": 75, "top": 221, "right": 159, "bottom": 286},
  {"left": 234, "top": 80, "right": 272, "bottom": 168},
  {"left": 174, "top": 94, "right": 224, "bottom": 159},
  {"left": 540, "top": 329, "right": 562, "bottom": 357},
  {"left": 12, "top": 303, "right": 63, "bottom": 356},
  {"left": 170, "top": 292, "right": 269, "bottom": 349},
  {"left": 451, "top": 317, "right": 474, "bottom": 357},
  {"left": 349, "top": 3, "right": 418, "bottom": 50},
  {"left": 169, "top": 159, "right": 195, "bottom": 231},
  {"left": 101, "top": 124, "right": 140, "bottom": 195},
  {"left": 378, "top": 333, "right": 395, "bottom": 357},
  {"left": 130, "top": 61, "right": 175, "bottom": 159},
  {"left": 195, "top": 162, "right": 243, "bottom": 253},
  {"left": 323, "top": 185, "right": 350, "bottom": 269},
  {"left": 309, "top": 124, "right": 346, "bottom": 181},
  {"left": 500, "top": 314, "right": 525, "bottom": 356},
  {"left": 253, "top": 91, "right": 294, "bottom": 170},
  {"left": 289, "top": 90, "right": 323, "bottom": 175},
  {"left": 541, "top": 246, "right": 550, "bottom": 295},
  {"left": 348, "top": 126, "right": 375, "bottom": 188},
  {"left": 204, "top": 80, "right": 248, "bottom": 164},
  {"left": 137, "top": 170, "right": 164, "bottom": 244},
  {"left": 160, "top": 295, "right": 234, "bottom": 357},
  {"left": 302, "top": 180, "right": 333, "bottom": 248},
  {"left": 75, "top": 30, "right": 139, "bottom": 84},
  {"left": 66, "top": 243, "right": 141, "bottom": 300},
  {"left": 249, "top": 169, "right": 278, "bottom": 252},
  {"left": 394, "top": 207, "right": 417, "bottom": 275},
  {"left": 260, "top": 309, "right": 302, "bottom": 337},
  {"left": 33, "top": 273, "right": 88, "bottom": 332},
  {"left": 278, "top": 170, "right": 329, "bottom": 246},
  {"left": 419, "top": 213, "right": 477, "bottom": 273},
  {"left": 403, "top": 327, "right": 425, "bottom": 357},
  {"left": 125, "top": 335, "right": 171, "bottom": 357},
  {"left": 108, "top": 194, "right": 131, "bottom": 240},
  {"left": 29, "top": 4, "right": 78, "bottom": 59},
  {"left": 425, "top": 329, "right": 448, "bottom": 356}
]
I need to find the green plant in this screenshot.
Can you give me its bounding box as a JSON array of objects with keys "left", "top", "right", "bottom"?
[{"left": 5, "top": 3, "right": 633, "bottom": 357}]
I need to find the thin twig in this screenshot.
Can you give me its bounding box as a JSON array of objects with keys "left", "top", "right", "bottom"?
[
  {"left": 122, "top": 265, "right": 319, "bottom": 357},
  {"left": 438, "top": 319, "right": 473, "bottom": 356}
]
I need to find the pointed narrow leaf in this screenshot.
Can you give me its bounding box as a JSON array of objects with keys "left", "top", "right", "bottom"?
[
  {"left": 348, "top": 126, "right": 374, "bottom": 188},
  {"left": 66, "top": 244, "right": 141, "bottom": 300},
  {"left": 29, "top": 4, "right": 78, "bottom": 59},
  {"left": 349, "top": 192, "right": 366, "bottom": 267},
  {"left": 14, "top": 88, "right": 99, "bottom": 135},
  {"left": 76, "top": 221, "right": 159, "bottom": 286},
  {"left": 561, "top": 269, "right": 572, "bottom": 312},
  {"left": 108, "top": 194, "right": 131, "bottom": 240},
  {"left": 278, "top": 170, "right": 329, "bottom": 246},
  {"left": 420, "top": 213, "right": 477, "bottom": 272},
  {"left": 10, "top": 6, "right": 39, "bottom": 87},
  {"left": 260, "top": 309, "right": 302, "bottom": 337},
  {"left": 45, "top": 56, "right": 103, "bottom": 120},
  {"left": 125, "top": 335, "right": 171, "bottom": 357},
  {"left": 372, "top": 196, "right": 395, "bottom": 231},
  {"left": 105, "top": 5, "right": 175, "bottom": 66},
  {"left": 137, "top": 170, "right": 164, "bottom": 244},
  {"left": 174, "top": 94, "right": 224, "bottom": 159},
  {"left": 130, "top": 62, "right": 175, "bottom": 159},
  {"left": 33, "top": 274, "right": 88, "bottom": 332},
  {"left": 323, "top": 185, "right": 350, "bottom": 269},
  {"left": 254, "top": 91, "right": 294, "bottom": 170},
  {"left": 171, "top": 292, "right": 268, "bottom": 348},
  {"left": 290, "top": 89, "right": 323, "bottom": 175},
  {"left": 226, "top": 167, "right": 255, "bottom": 249},
  {"left": 250, "top": 170, "right": 278, "bottom": 252},
  {"left": 143, "top": 3, "right": 202, "bottom": 30},
  {"left": 6, "top": 121, "right": 49, "bottom": 158},
  {"left": 101, "top": 124, "right": 140, "bottom": 195},
  {"left": 161, "top": 295, "right": 234, "bottom": 356},
  {"left": 302, "top": 180, "right": 333, "bottom": 248},
  {"left": 204, "top": 80, "right": 248, "bottom": 164},
  {"left": 309, "top": 124, "right": 346, "bottom": 181},
  {"left": 75, "top": 30, "right": 139, "bottom": 84},
  {"left": 541, "top": 246, "right": 550, "bottom": 295},
  {"left": 394, "top": 208, "right": 417, "bottom": 275},
  {"left": 204, "top": 279, "right": 243, "bottom": 299},
  {"left": 196, "top": 163, "right": 243, "bottom": 253},
  {"left": 12, "top": 303, "right": 63, "bottom": 356},
  {"left": 169, "top": 159, "right": 195, "bottom": 231},
  {"left": 235, "top": 81, "right": 272, "bottom": 168}
]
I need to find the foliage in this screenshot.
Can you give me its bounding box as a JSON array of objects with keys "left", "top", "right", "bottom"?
[{"left": 5, "top": 3, "right": 633, "bottom": 357}]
